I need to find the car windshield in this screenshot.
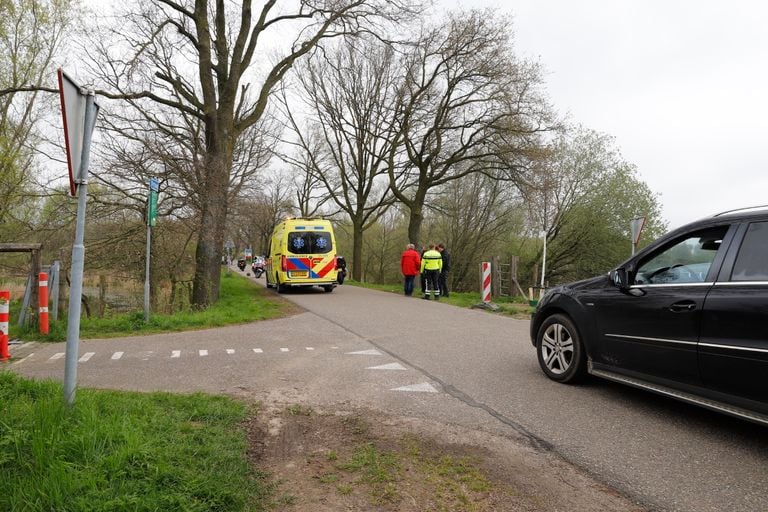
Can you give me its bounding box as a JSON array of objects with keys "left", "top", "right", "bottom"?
[{"left": 287, "top": 231, "right": 333, "bottom": 255}]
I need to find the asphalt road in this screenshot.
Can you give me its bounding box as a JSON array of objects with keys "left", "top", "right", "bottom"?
[{"left": 8, "top": 275, "right": 768, "bottom": 512}]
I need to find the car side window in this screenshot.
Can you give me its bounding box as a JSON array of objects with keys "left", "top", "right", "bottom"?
[
  {"left": 731, "top": 221, "right": 768, "bottom": 281},
  {"left": 634, "top": 226, "right": 728, "bottom": 285}
]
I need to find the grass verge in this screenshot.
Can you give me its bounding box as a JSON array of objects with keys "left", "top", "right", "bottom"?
[
  {"left": 345, "top": 280, "right": 534, "bottom": 318},
  {"left": 11, "top": 270, "right": 288, "bottom": 342},
  {"left": 0, "top": 372, "right": 273, "bottom": 512}
]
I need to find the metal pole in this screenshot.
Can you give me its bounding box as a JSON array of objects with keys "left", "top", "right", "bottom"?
[
  {"left": 540, "top": 231, "right": 547, "bottom": 289},
  {"left": 144, "top": 225, "right": 151, "bottom": 322},
  {"left": 18, "top": 274, "right": 32, "bottom": 327},
  {"left": 64, "top": 93, "right": 96, "bottom": 407},
  {"left": 50, "top": 261, "right": 60, "bottom": 321}
]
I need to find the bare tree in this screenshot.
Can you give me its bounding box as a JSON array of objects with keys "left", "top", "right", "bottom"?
[
  {"left": 81, "top": 0, "right": 420, "bottom": 307},
  {"left": 387, "top": 9, "right": 552, "bottom": 245},
  {"left": 282, "top": 36, "right": 399, "bottom": 280},
  {"left": 432, "top": 172, "right": 523, "bottom": 291}
]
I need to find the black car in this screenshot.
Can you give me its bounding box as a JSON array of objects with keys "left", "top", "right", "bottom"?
[{"left": 531, "top": 206, "right": 768, "bottom": 426}]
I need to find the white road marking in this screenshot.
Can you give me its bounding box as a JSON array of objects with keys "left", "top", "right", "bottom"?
[
  {"left": 306, "top": 347, "right": 315, "bottom": 351},
  {"left": 367, "top": 362, "right": 408, "bottom": 371},
  {"left": 226, "top": 349, "right": 235, "bottom": 354},
  {"left": 13, "top": 353, "right": 34, "bottom": 365},
  {"left": 171, "top": 350, "right": 181, "bottom": 358},
  {"left": 346, "top": 349, "right": 382, "bottom": 356},
  {"left": 391, "top": 382, "right": 438, "bottom": 393},
  {"left": 253, "top": 348, "right": 263, "bottom": 353},
  {"left": 49, "top": 352, "right": 65, "bottom": 361},
  {"left": 280, "top": 348, "right": 289, "bottom": 352},
  {"left": 79, "top": 352, "right": 95, "bottom": 362},
  {"left": 111, "top": 352, "right": 124, "bottom": 360},
  {"left": 332, "top": 346, "right": 339, "bottom": 349},
  {"left": 199, "top": 349, "right": 208, "bottom": 356}
]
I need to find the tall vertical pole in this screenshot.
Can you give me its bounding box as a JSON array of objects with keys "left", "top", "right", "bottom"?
[
  {"left": 540, "top": 229, "right": 547, "bottom": 290},
  {"left": 144, "top": 177, "right": 158, "bottom": 322},
  {"left": 50, "top": 261, "right": 60, "bottom": 321},
  {"left": 64, "top": 93, "right": 96, "bottom": 407},
  {"left": 144, "top": 224, "right": 151, "bottom": 322}
]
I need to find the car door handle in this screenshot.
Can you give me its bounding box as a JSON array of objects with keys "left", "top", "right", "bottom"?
[{"left": 669, "top": 301, "right": 696, "bottom": 312}]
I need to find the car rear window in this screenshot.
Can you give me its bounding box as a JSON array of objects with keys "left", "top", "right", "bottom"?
[
  {"left": 731, "top": 221, "right": 768, "bottom": 281},
  {"left": 287, "top": 231, "right": 333, "bottom": 255}
]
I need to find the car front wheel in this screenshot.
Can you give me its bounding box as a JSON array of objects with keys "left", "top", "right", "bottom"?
[{"left": 536, "top": 314, "right": 587, "bottom": 383}]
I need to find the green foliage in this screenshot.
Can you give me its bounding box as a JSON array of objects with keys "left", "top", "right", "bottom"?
[
  {"left": 523, "top": 126, "right": 667, "bottom": 285},
  {"left": 0, "top": 372, "right": 273, "bottom": 511}
]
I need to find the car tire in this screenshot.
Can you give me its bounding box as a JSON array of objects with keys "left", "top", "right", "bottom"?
[
  {"left": 536, "top": 313, "right": 587, "bottom": 384},
  {"left": 323, "top": 285, "right": 334, "bottom": 293},
  {"left": 276, "top": 275, "right": 287, "bottom": 293}
]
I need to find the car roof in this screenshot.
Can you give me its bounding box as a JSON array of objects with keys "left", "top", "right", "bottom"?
[{"left": 673, "top": 205, "right": 768, "bottom": 232}]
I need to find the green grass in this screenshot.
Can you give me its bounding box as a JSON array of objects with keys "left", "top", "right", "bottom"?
[
  {"left": 346, "top": 279, "right": 534, "bottom": 318},
  {"left": 11, "top": 271, "right": 287, "bottom": 342},
  {"left": 0, "top": 372, "right": 273, "bottom": 512}
]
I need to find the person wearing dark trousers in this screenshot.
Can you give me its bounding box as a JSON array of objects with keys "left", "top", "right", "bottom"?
[
  {"left": 437, "top": 243, "right": 450, "bottom": 298},
  {"left": 420, "top": 243, "right": 443, "bottom": 300},
  {"left": 400, "top": 244, "right": 421, "bottom": 296}
]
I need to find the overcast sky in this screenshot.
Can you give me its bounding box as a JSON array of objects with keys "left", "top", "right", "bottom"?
[{"left": 441, "top": 0, "right": 768, "bottom": 229}]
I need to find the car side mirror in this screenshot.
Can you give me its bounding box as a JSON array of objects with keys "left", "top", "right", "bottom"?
[{"left": 611, "top": 268, "right": 629, "bottom": 289}]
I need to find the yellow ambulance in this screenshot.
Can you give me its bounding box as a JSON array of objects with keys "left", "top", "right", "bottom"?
[{"left": 265, "top": 218, "right": 339, "bottom": 293}]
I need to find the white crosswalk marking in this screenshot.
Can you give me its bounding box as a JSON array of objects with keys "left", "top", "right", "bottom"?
[
  {"left": 346, "top": 349, "right": 382, "bottom": 356},
  {"left": 49, "top": 352, "right": 65, "bottom": 361},
  {"left": 306, "top": 347, "right": 315, "bottom": 351},
  {"left": 79, "top": 352, "right": 95, "bottom": 362},
  {"left": 226, "top": 349, "right": 235, "bottom": 354},
  {"left": 13, "top": 353, "right": 34, "bottom": 365},
  {"left": 391, "top": 382, "right": 438, "bottom": 393},
  {"left": 171, "top": 350, "right": 181, "bottom": 358},
  {"left": 367, "top": 362, "right": 407, "bottom": 371},
  {"left": 111, "top": 352, "right": 124, "bottom": 360},
  {"left": 199, "top": 349, "right": 208, "bottom": 356},
  {"left": 280, "top": 348, "right": 289, "bottom": 352},
  {"left": 253, "top": 348, "right": 263, "bottom": 353}
]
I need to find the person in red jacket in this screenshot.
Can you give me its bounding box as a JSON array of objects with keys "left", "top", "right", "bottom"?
[{"left": 400, "top": 243, "right": 421, "bottom": 296}]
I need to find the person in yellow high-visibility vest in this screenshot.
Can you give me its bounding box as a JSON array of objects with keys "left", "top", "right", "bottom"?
[{"left": 420, "top": 243, "right": 443, "bottom": 300}]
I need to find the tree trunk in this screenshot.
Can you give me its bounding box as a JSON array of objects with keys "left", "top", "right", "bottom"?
[
  {"left": 406, "top": 185, "right": 429, "bottom": 246},
  {"left": 192, "top": 150, "right": 230, "bottom": 307},
  {"left": 98, "top": 274, "right": 107, "bottom": 317},
  {"left": 352, "top": 221, "right": 364, "bottom": 282},
  {"left": 407, "top": 208, "right": 423, "bottom": 248}
]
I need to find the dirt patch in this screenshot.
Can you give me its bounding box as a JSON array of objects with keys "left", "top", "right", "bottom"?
[{"left": 244, "top": 402, "right": 646, "bottom": 511}]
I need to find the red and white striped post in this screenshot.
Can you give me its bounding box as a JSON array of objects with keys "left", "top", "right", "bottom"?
[
  {"left": 0, "top": 290, "right": 10, "bottom": 361},
  {"left": 39, "top": 272, "right": 49, "bottom": 335},
  {"left": 481, "top": 262, "right": 492, "bottom": 303}
]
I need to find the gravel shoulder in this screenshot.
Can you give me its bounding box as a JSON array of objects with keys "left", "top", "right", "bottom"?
[{"left": 247, "top": 399, "right": 646, "bottom": 511}]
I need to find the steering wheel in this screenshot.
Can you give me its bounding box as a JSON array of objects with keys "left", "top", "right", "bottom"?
[{"left": 646, "top": 264, "right": 694, "bottom": 282}]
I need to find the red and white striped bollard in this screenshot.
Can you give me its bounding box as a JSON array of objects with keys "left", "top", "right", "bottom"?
[
  {"left": 39, "top": 272, "right": 49, "bottom": 335},
  {"left": 481, "top": 262, "right": 492, "bottom": 303},
  {"left": 0, "top": 290, "right": 10, "bottom": 361}
]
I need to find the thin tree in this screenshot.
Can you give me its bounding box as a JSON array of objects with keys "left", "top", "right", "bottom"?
[{"left": 282, "top": 37, "right": 399, "bottom": 280}]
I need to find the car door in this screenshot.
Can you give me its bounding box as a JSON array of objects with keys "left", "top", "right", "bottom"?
[
  {"left": 698, "top": 220, "right": 768, "bottom": 406},
  {"left": 589, "top": 225, "right": 732, "bottom": 385}
]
